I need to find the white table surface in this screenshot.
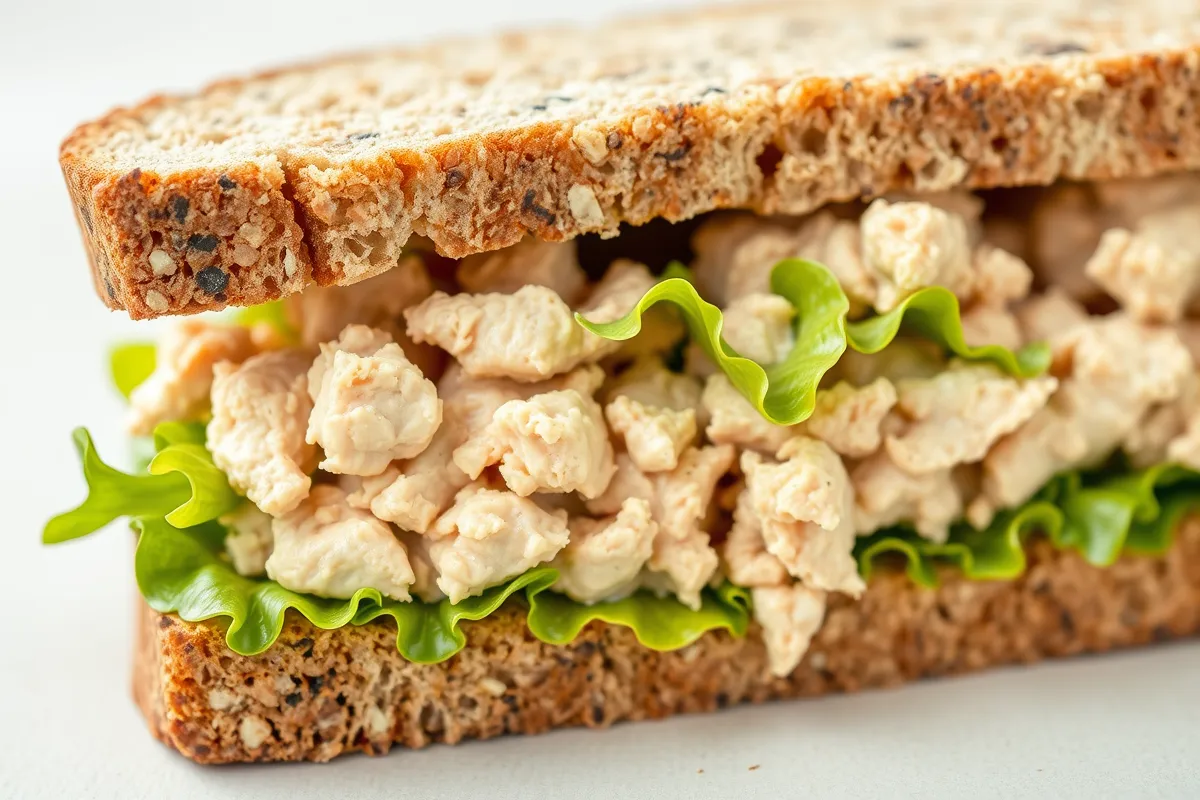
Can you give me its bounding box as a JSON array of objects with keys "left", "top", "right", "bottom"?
[{"left": 2, "top": 2, "right": 1198, "bottom": 797}]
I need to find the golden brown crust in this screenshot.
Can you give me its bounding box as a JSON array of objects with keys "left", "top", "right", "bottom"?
[
  {"left": 134, "top": 519, "right": 1200, "bottom": 764},
  {"left": 59, "top": 3, "right": 1200, "bottom": 318}
]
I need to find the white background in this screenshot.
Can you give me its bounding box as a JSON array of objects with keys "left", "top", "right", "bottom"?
[{"left": 1, "top": 2, "right": 1198, "bottom": 797}]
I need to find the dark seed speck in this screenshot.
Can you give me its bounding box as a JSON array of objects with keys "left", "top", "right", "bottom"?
[
  {"left": 656, "top": 143, "right": 692, "bottom": 162},
  {"left": 171, "top": 196, "right": 189, "bottom": 224},
  {"left": 187, "top": 234, "right": 219, "bottom": 252},
  {"left": 285, "top": 692, "right": 302, "bottom": 707},
  {"left": 218, "top": 175, "right": 237, "bottom": 190},
  {"left": 158, "top": 616, "right": 173, "bottom": 628},
  {"left": 1027, "top": 41, "right": 1088, "bottom": 57},
  {"left": 307, "top": 675, "right": 324, "bottom": 695},
  {"left": 521, "top": 189, "right": 556, "bottom": 225},
  {"left": 104, "top": 278, "right": 115, "bottom": 300},
  {"left": 348, "top": 132, "right": 379, "bottom": 141},
  {"left": 445, "top": 168, "right": 465, "bottom": 189},
  {"left": 606, "top": 132, "right": 622, "bottom": 150},
  {"left": 214, "top": 292, "right": 227, "bottom": 303},
  {"left": 700, "top": 86, "right": 726, "bottom": 97},
  {"left": 888, "top": 36, "right": 924, "bottom": 49},
  {"left": 591, "top": 705, "right": 604, "bottom": 725},
  {"left": 195, "top": 266, "right": 229, "bottom": 295},
  {"left": 292, "top": 637, "right": 315, "bottom": 657}
]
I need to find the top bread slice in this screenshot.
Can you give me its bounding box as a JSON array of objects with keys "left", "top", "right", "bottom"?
[{"left": 61, "top": 1, "right": 1200, "bottom": 319}]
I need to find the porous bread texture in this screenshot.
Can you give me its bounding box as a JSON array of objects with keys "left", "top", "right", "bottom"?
[
  {"left": 134, "top": 517, "right": 1200, "bottom": 764},
  {"left": 63, "top": 0, "right": 1200, "bottom": 318}
]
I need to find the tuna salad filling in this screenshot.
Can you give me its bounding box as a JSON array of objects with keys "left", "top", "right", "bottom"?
[{"left": 47, "top": 175, "right": 1200, "bottom": 676}]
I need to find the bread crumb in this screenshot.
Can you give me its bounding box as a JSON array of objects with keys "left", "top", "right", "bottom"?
[
  {"left": 479, "top": 677, "right": 507, "bottom": 697},
  {"left": 233, "top": 243, "right": 260, "bottom": 267},
  {"left": 207, "top": 688, "right": 239, "bottom": 711},
  {"left": 571, "top": 127, "right": 608, "bottom": 165},
  {"left": 149, "top": 249, "right": 176, "bottom": 276},
  {"left": 748, "top": 764, "right": 760, "bottom": 771},
  {"left": 238, "top": 222, "right": 266, "bottom": 248},
  {"left": 568, "top": 184, "right": 604, "bottom": 227},
  {"left": 283, "top": 247, "right": 298, "bottom": 278},
  {"left": 145, "top": 290, "right": 169, "bottom": 313},
  {"left": 238, "top": 715, "right": 271, "bottom": 749},
  {"left": 365, "top": 704, "right": 390, "bottom": 735}
]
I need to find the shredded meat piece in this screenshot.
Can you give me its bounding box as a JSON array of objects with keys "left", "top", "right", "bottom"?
[
  {"left": 605, "top": 395, "right": 696, "bottom": 473},
  {"left": 453, "top": 388, "right": 615, "bottom": 498},
  {"left": 702, "top": 374, "right": 794, "bottom": 453},
  {"left": 306, "top": 325, "right": 441, "bottom": 476},
  {"left": 828, "top": 339, "right": 945, "bottom": 387},
  {"left": 851, "top": 451, "right": 963, "bottom": 543},
  {"left": 1014, "top": 288, "right": 1090, "bottom": 344},
  {"left": 884, "top": 363, "right": 1057, "bottom": 474},
  {"left": 405, "top": 261, "right": 652, "bottom": 381},
  {"left": 959, "top": 304, "right": 1024, "bottom": 351},
  {"left": 752, "top": 584, "right": 827, "bottom": 677},
  {"left": 427, "top": 484, "right": 570, "bottom": 603},
  {"left": 602, "top": 357, "right": 702, "bottom": 472},
  {"left": 605, "top": 357, "right": 704, "bottom": 413},
  {"left": 220, "top": 503, "right": 274, "bottom": 577},
  {"left": 288, "top": 254, "right": 433, "bottom": 346},
  {"left": 740, "top": 438, "right": 863, "bottom": 595},
  {"left": 1085, "top": 228, "right": 1199, "bottom": 324},
  {"left": 456, "top": 238, "right": 588, "bottom": 303},
  {"left": 552, "top": 498, "right": 657, "bottom": 603},
  {"left": 969, "top": 243, "right": 1033, "bottom": 305},
  {"left": 721, "top": 293, "right": 795, "bottom": 364},
  {"left": 983, "top": 316, "right": 1192, "bottom": 509},
  {"left": 208, "top": 350, "right": 316, "bottom": 516},
  {"left": 860, "top": 199, "right": 973, "bottom": 311},
  {"left": 690, "top": 215, "right": 799, "bottom": 306},
  {"left": 348, "top": 366, "right": 602, "bottom": 532},
  {"left": 266, "top": 486, "right": 415, "bottom": 602},
  {"left": 128, "top": 319, "right": 259, "bottom": 436},
  {"left": 586, "top": 446, "right": 734, "bottom": 609},
  {"left": 802, "top": 378, "right": 897, "bottom": 458},
  {"left": 396, "top": 531, "right": 444, "bottom": 603},
  {"left": 721, "top": 489, "right": 789, "bottom": 588}
]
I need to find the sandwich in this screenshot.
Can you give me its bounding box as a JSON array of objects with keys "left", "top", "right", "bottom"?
[{"left": 46, "top": 0, "right": 1200, "bottom": 764}]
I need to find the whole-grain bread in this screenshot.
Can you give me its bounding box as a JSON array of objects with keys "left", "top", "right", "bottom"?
[
  {"left": 63, "top": 1, "right": 1200, "bottom": 319},
  {"left": 134, "top": 518, "right": 1200, "bottom": 764}
]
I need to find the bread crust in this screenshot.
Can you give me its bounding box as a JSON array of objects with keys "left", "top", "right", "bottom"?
[
  {"left": 133, "top": 518, "right": 1200, "bottom": 764},
  {"left": 61, "top": 3, "right": 1200, "bottom": 318}
]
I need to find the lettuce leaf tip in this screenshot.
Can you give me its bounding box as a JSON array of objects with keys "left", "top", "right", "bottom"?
[
  {"left": 109, "top": 343, "right": 156, "bottom": 400},
  {"left": 576, "top": 259, "right": 1050, "bottom": 425},
  {"left": 43, "top": 425, "right": 238, "bottom": 544}
]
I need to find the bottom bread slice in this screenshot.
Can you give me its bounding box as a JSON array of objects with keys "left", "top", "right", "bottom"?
[{"left": 134, "top": 520, "right": 1200, "bottom": 764}]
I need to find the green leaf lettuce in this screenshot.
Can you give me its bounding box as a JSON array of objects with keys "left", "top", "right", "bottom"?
[
  {"left": 576, "top": 259, "right": 1050, "bottom": 425},
  {"left": 856, "top": 463, "right": 1200, "bottom": 588},
  {"left": 43, "top": 426, "right": 239, "bottom": 544},
  {"left": 134, "top": 517, "right": 751, "bottom": 661}
]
